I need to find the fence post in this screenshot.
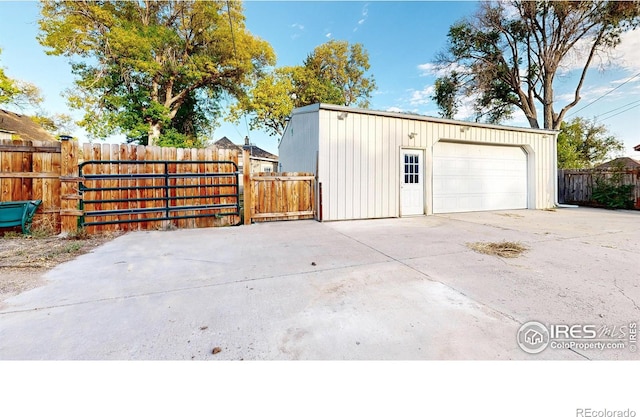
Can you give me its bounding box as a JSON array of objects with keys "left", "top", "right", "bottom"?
[
  {"left": 243, "top": 149, "right": 251, "bottom": 225},
  {"left": 557, "top": 169, "right": 565, "bottom": 204},
  {"left": 60, "top": 137, "right": 81, "bottom": 235}
]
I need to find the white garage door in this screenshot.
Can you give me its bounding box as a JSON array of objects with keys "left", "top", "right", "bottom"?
[{"left": 433, "top": 142, "right": 528, "bottom": 213}]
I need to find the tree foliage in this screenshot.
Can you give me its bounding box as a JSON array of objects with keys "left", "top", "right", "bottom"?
[
  {"left": 433, "top": 1, "right": 640, "bottom": 129},
  {"left": 433, "top": 71, "right": 460, "bottom": 119},
  {"left": 30, "top": 112, "right": 75, "bottom": 138},
  {"left": 303, "top": 40, "right": 376, "bottom": 107},
  {"left": 230, "top": 39, "right": 376, "bottom": 137},
  {"left": 0, "top": 48, "right": 43, "bottom": 110},
  {"left": 38, "top": 0, "right": 275, "bottom": 146},
  {"left": 557, "top": 117, "right": 623, "bottom": 168}
]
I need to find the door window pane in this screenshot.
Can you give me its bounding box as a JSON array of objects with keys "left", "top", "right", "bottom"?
[{"left": 403, "top": 153, "right": 420, "bottom": 184}]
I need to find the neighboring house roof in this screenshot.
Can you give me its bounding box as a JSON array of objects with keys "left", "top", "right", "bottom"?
[
  {"left": 242, "top": 144, "right": 278, "bottom": 161},
  {"left": 213, "top": 136, "right": 239, "bottom": 150},
  {"left": 634, "top": 144, "right": 640, "bottom": 152},
  {"left": 212, "top": 137, "right": 278, "bottom": 161},
  {"left": 0, "top": 108, "right": 56, "bottom": 141},
  {"left": 596, "top": 157, "right": 640, "bottom": 170}
]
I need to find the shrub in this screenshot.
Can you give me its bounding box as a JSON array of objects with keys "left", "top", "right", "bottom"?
[{"left": 592, "top": 172, "right": 635, "bottom": 209}]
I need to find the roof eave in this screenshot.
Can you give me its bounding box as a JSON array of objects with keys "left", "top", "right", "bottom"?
[{"left": 292, "top": 103, "right": 558, "bottom": 136}]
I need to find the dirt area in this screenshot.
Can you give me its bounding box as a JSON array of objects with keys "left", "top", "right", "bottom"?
[{"left": 0, "top": 232, "right": 118, "bottom": 304}]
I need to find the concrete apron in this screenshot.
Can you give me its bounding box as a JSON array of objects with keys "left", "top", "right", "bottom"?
[{"left": 1, "top": 207, "right": 638, "bottom": 360}]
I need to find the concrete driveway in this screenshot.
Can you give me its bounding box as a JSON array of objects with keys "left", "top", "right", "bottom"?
[{"left": 1, "top": 207, "right": 638, "bottom": 360}]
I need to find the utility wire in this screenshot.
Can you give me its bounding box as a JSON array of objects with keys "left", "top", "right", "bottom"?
[
  {"left": 599, "top": 102, "right": 640, "bottom": 122},
  {"left": 594, "top": 98, "right": 640, "bottom": 118},
  {"left": 567, "top": 71, "right": 640, "bottom": 117}
]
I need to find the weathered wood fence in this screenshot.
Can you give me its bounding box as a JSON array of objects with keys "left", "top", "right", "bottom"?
[
  {"left": 245, "top": 171, "right": 315, "bottom": 223},
  {"left": 1, "top": 139, "right": 317, "bottom": 234},
  {"left": 1, "top": 138, "right": 241, "bottom": 234},
  {"left": 0, "top": 139, "right": 62, "bottom": 231},
  {"left": 558, "top": 168, "right": 640, "bottom": 208},
  {"left": 77, "top": 143, "right": 240, "bottom": 232}
]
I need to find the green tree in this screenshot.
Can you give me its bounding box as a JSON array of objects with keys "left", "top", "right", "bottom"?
[
  {"left": 38, "top": 0, "right": 275, "bottom": 146},
  {"left": 432, "top": 1, "right": 640, "bottom": 129},
  {"left": 432, "top": 71, "right": 461, "bottom": 119},
  {"left": 231, "top": 39, "right": 376, "bottom": 137},
  {"left": 557, "top": 117, "right": 624, "bottom": 168},
  {"left": 30, "top": 112, "right": 76, "bottom": 138},
  {"left": 303, "top": 40, "right": 376, "bottom": 107},
  {"left": 1, "top": 48, "right": 43, "bottom": 110}
]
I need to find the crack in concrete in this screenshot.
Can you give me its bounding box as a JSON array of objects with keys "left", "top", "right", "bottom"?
[
  {"left": 614, "top": 276, "right": 640, "bottom": 312},
  {"left": 0, "top": 258, "right": 399, "bottom": 315},
  {"left": 568, "top": 348, "right": 591, "bottom": 360}
]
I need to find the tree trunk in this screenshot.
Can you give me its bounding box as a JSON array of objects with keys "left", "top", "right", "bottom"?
[
  {"left": 148, "top": 121, "right": 161, "bottom": 146},
  {"left": 543, "top": 76, "right": 555, "bottom": 130},
  {"left": 516, "top": 90, "right": 539, "bottom": 129}
]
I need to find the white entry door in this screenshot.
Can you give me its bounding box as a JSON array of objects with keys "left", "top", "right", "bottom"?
[{"left": 400, "top": 149, "right": 424, "bottom": 216}]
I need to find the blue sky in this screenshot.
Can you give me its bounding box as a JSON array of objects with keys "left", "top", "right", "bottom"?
[{"left": 1, "top": 1, "right": 639, "bottom": 157}]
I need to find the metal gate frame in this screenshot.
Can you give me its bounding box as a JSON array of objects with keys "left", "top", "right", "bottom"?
[{"left": 78, "top": 160, "right": 240, "bottom": 227}]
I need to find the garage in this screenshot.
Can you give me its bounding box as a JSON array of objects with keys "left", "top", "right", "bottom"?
[
  {"left": 279, "top": 103, "right": 557, "bottom": 220},
  {"left": 432, "top": 142, "right": 528, "bottom": 213}
]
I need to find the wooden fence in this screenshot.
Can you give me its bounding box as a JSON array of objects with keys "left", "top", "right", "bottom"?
[
  {"left": 245, "top": 171, "right": 315, "bottom": 223},
  {"left": 77, "top": 143, "right": 240, "bottom": 232},
  {"left": 0, "top": 139, "right": 62, "bottom": 231},
  {"left": 1, "top": 139, "right": 317, "bottom": 233},
  {"left": 558, "top": 168, "right": 640, "bottom": 208},
  {"left": 1, "top": 138, "right": 240, "bottom": 234}
]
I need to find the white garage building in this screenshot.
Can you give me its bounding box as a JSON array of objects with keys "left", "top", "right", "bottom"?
[{"left": 279, "top": 103, "right": 558, "bottom": 221}]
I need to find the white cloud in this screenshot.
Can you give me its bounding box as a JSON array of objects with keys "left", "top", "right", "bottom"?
[
  {"left": 353, "top": 3, "right": 369, "bottom": 32},
  {"left": 409, "top": 86, "right": 435, "bottom": 106},
  {"left": 455, "top": 95, "right": 477, "bottom": 120},
  {"left": 386, "top": 106, "right": 405, "bottom": 113},
  {"left": 613, "top": 29, "right": 640, "bottom": 72},
  {"left": 417, "top": 63, "right": 437, "bottom": 75},
  {"left": 559, "top": 30, "right": 640, "bottom": 75},
  {"left": 325, "top": 32, "right": 332, "bottom": 38},
  {"left": 290, "top": 23, "right": 304, "bottom": 40},
  {"left": 506, "top": 111, "right": 532, "bottom": 128}
]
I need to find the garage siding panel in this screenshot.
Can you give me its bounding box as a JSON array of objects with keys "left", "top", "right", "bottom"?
[
  {"left": 317, "top": 111, "right": 408, "bottom": 221},
  {"left": 278, "top": 110, "right": 319, "bottom": 174},
  {"left": 328, "top": 113, "right": 339, "bottom": 220}
]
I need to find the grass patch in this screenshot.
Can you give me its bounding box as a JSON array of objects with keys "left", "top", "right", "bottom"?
[
  {"left": 467, "top": 241, "right": 528, "bottom": 258},
  {"left": 60, "top": 242, "right": 83, "bottom": 254}
]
